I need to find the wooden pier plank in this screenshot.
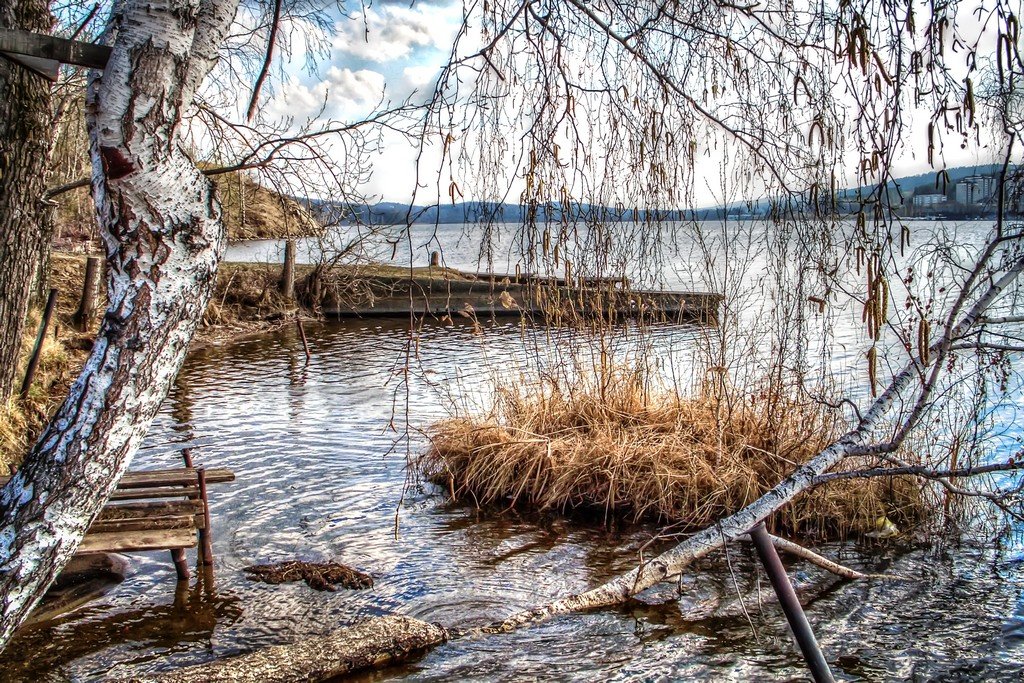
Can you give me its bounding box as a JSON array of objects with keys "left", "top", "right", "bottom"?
[
  {"left": 77, "top": 528, "right": 197, "bottom": 554},
  {"left": 0, "top": 467, "right": 234, "bottom": 491},
  {"left": 116, "top": 467, "right": 235, "bottom": 488}
]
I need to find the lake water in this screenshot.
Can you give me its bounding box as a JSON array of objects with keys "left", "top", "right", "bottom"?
[{"left": 2, "top": 220, "right": 1023, "bottom": 680}]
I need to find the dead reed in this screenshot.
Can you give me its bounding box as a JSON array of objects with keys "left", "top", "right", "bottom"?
[{"left": 420, "top": 368, "right": 925, "bottom": 539}]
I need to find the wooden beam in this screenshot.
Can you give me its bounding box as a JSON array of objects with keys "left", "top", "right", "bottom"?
[
  {"left": 77, "top": 528, "right": 197, "bottom": 553},
  {"left": 0, "top": 28, "right": 110, "bottom": 70},
  {"left": 0, "top": 52, "right": 58, "bottom": 81}
]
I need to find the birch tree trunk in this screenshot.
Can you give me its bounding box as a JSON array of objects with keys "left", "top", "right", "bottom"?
[
  {"left": 0, "top": 0, "right": 54, "bottom": 402},
  {"left": 0, "top": 0, "right": 240, "bottom": 649}
]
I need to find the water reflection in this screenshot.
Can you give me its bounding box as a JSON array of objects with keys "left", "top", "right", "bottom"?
[
  {"left": 4, "top": 570, "right": 241, "bottom": 681},
  {"left": 0, "top": 318, "right": 1021, "bottom": 681}
]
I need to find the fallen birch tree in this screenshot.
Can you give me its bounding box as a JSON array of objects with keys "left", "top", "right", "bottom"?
[{"left": 480, "top": 225, "right": 1024, "bottom": 633}]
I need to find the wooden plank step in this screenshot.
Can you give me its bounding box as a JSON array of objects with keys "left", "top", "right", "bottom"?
[
  {"left": 90, "top": 500, "right": 205, "bottom": 533},
  {"left": 116, "top": 467, "right": 235, "bottom": 489},
  {"left": 88, "top": 515, "right": 202, "bottom": 534},
  {"left": 0, "top": 466, "right": 234, "bottom": 491},
  {"left": 97, "top": 500, "right": 205, "bottom": 520},
  {"left": 77, "top": 528, "right": 197, "bottom": 553},
  {"left": 108, "top": 486, "right": 199, "bottom": 501}
]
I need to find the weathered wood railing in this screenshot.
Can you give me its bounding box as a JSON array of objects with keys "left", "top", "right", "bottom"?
[{"left": 1, "top": 467, "right": 234, "bottom": 581}]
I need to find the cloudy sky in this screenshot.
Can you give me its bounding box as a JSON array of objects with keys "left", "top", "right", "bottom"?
[
  {"left": 261, "top": 0, "right": 464, "bottom": 203},
  {"left": 253, "top": 0, "right": 1005, "bottom": 207}
]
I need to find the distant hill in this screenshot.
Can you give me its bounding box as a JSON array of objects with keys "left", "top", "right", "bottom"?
[
  {"left": 213, "top": 171, "right": 320, "bottom": 240},
  {"left": 302, "top": 164, "right": 1016, "bottom": 226},
  {"left": 309, "top": 198, "right": 717, "bottom": 227},
  {"left": 840, "top": 164, "right": 1005, "bottom": 200}
]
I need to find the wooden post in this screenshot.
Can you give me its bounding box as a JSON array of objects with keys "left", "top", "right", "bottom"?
[
  {"left": 296, "top": 319, "right": 311, "bottom": 361},
  {"left": 280, "top": 239, "right": 296, "bottom": 299},
  {"left": 170, "top": 548, "right": 190, "bottom": 582},
  {"left": 20, "top": 289, "right": 58, "bottom": 400},
  {"left": 173, "top": 447, "right": 195, "bottom": 581},
  {"left": 73, "top": 256, "right": 101, "bottom": 331},
  {"left": 197, "top": 468, "right": 214, "bottom": 567},
  {"left": 430, "top": 250, "right": 441, "bottom": 267}
]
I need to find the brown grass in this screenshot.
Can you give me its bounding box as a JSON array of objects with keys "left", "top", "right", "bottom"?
[
  {"left": 420, "top": 369, "right": 925, "bottom": 540},
  {"left": 0, "top": 308, "right": 82, "bottom": 474},
  {"left": 203, "top": 262, "right": 301, "bottom": 328}
]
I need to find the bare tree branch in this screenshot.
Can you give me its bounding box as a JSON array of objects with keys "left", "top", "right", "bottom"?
[
  {"left": 810, "top": 460, "right": 1024, "bottom": 486},
  {"left": 245, "top": 0, "right": 282, "bottom": 122}
]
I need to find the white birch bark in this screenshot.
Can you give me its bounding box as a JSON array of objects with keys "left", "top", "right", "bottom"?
[{"left": 0, "top": 0, "right": 240, "bottom": 649}]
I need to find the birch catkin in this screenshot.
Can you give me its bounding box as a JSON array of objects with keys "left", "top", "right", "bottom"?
[
  {"left": 918, "top": 318, "right": 931, "bottom": 365},
  {"left": 867, "top": 345, "right": 878, "bottom": 397}
]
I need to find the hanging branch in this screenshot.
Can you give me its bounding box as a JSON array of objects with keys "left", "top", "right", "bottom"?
[{"left": 246, "top": 0, "right": 283, "bottom": 122}]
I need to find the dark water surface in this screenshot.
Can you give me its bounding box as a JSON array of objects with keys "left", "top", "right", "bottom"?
[{"left": 2, "top": 319, "right": 1023, "bottom": 681}]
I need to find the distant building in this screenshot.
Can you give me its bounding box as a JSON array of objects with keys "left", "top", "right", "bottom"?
[
  {"left": 913, "top": 193, "right": 946, "bottom": 207},
  {"left": 955, "top": 175, "right": 997, "bottom": 205}
]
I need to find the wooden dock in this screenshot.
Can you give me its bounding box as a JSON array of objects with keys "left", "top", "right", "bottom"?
[{"left": 316, "top": 270, "right": 722, "bottom": 322}]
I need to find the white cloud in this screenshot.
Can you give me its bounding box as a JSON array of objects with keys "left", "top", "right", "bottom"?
[
  {"left": 333, "top": 3, "right": 460, "bottom": 63},
  {"left": 401, "top": 64, "right": 441, "bottom": 93},
  {"left": 267, "top": 67, "right": 387, "bottom": 122}
]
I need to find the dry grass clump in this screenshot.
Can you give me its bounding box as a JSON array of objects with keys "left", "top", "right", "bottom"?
[
  {"left": 201, "top": 262, "right": 308, "bottom": 330},
  {"left": 420, "top": 370, "right": 924, "bottom": 539}
]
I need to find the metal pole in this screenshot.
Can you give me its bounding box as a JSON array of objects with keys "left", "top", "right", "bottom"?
[{"left": 749, "top": 522, "right": 835, "bottom": 683}]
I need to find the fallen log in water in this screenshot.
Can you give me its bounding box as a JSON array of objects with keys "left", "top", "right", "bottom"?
[
  {"left": 243, "top": 560, "right": 373, "bottom": 591},
  {"left": 126, "top": 615, "right": 448, "bottom": 683}
]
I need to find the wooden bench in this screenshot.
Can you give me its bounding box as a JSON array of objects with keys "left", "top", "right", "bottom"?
[
  {"left": 4, "top": 466, "right": 235, "bottom": 581},
  {"left": 81, "top": 466, "right": 235, "bottom": 581}
]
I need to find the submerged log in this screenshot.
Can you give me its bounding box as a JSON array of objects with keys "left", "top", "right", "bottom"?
[
  {"left": 23, "top": 553, "right": 129, "bottom": 627},
  {"left": 243, "top": 560, "right": 373, "bottom": 591},
  {"left": 129, "top": 615, "right": 447, "bottom": 683}
]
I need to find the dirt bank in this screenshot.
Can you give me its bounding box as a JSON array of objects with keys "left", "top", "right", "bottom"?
[{"left": 0, "top": 253, "right": 314, "bottom": 472}]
